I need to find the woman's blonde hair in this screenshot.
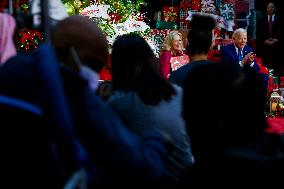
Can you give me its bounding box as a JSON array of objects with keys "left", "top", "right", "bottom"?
[{"left": 161, "top": 31, "right": 184, "bottom": 53}]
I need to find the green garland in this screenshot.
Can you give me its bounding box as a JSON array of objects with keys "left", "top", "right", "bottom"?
[{"left": 61, "top": 0, "right": 151, "bottom": 47}]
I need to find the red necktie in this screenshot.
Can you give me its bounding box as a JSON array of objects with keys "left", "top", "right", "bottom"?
[{"left": 269, "top": 16, "right": 273, "bottom": 34}]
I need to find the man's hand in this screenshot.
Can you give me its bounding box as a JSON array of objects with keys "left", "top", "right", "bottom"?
[{"left": 241, "top": 52, "right": 255, "bottom": 65}]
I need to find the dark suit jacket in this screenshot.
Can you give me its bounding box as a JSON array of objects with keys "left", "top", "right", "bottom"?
[
  {"left": 256, "top": 15, "right": 283, "bottom": 71},
  {"left": 221, "top": 43, "right": 260, "bottom": 73},
  {"left": 256, "top": 15, "right": 282, "bottom": 55}
]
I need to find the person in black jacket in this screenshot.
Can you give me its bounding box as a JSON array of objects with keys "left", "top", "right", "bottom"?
[{"left": 256, "top": 1, "right": 283, "bottom": 75}]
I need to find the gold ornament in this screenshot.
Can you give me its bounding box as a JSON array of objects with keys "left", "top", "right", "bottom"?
[
  {"left": 64, "top": 2, "right": 75, "bottom": 16},
  {"left": 278, "top": 103, "right": 284, "bottom": 109},
  {"left": 73, "top": 0, "right": 82, "bottom": 9},
  {"left": 81, "top": 0, "right": 90, "bottom": 7}
]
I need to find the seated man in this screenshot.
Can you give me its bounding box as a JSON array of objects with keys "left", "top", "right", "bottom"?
[{"left": 221, "top": 28, "right": 260, "bottom": 73}]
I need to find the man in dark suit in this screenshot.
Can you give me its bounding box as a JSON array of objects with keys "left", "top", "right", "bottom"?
[
  {"left": 256, "top": 1, "right": 283, "bottom": 75},
  {"left": 221, "top": 28, "right": 260, "bottom": 73}
]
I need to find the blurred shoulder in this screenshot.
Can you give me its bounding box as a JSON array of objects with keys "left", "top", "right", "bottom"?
[
  {"left": 0, "top": 52, "right": 36, "bottom": 77},
  {"left": 171, "top": 83, "right": 183, "bottom": 96}
]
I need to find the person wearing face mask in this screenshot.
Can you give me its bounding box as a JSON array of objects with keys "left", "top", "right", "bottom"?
[
  {"left": 51, "top": 15, "right": 109, "bottom": 92},
  {"left": 0, "top": 15, "right": 170, "bottom": 188},
  {"left": 159, "top": 31, "right": 185, "bottom": 79},
  {"left": 221, "top": 28, "right": 260, "bottom": 73}
]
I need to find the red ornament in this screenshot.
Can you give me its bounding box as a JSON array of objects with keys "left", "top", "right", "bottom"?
[
  {"left": 109, "top": 12, "right": 122, "bottom": 23},
  {"left": 180, "top": 0, "right": 191, "bottom": 11},
  {"left": 14, "top": 28, "right": 43, "bottom": 52},
  {"left": 190, "top": 0, "right": 201, "bottom": 11}
]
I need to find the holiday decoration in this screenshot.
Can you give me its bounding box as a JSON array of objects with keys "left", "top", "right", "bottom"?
[
  {"left": 179, "top": 9, "right": 190, "bottom": 30},
  {"left": 190, "top": 0, "right": 201, "bottom": 11},
  {"left": 150, "top": 29, "right": 171, "bottom": 55},
  {"left": 270, "top": 91, "right": 281, "bottom": 113},
  {"left": 246, "top": 9, "right": 256, "bottom": 39},
  {"left": 64, "top": 0, "right": 152, "bottom": 48},
  {"left": 201, "top": 0, "right": 216, "bottom": 13},
  {"left": 162, "top": 6, "right": 178, "bottom": 22},
  {"left": 14, "top": 28, "right": 43, "bottom": 52},
  {"left": 214, "top": 0, "right": 222, "bottom": 8},
  {"left": 219, "top": 3, "right": 234, "bottom": 31},
  {"left": 170, "top": 55, "right": 189, "bottom": 71},
  {"left": 180, "top": 0, "right": 191, "bottom": 11},
  {"left": 61, "top": 0, "right": 155, "bottom": 79},
  {"left": 80, "top": 4, "right": 110, "bottom": 19},
  {"left": 159, "top": 6, "right": 179, "bottom": 30},
  {"left": 61, "top": 0, "right": 90, "bottom": 14},
  {"left": 179, "top": 0, "right": 192, "bottom": 30},
  {"left": 64, "top": 2, "right": 76, "bottom": 15},
  {"left": 13, "top": 0, "right": 29, "bottom": 13}
]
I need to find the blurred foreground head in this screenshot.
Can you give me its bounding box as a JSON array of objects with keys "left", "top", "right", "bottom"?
[
  {"left": 0, "top": 13, "right": 17, "bottom": 64},
  {"left": 183, "top": 63, "right": 267, "bottom": 149},
  {"left": 51, "top": 15, "right": 108, "bottom": 73},
  {"left": 187, "top": 14, "right": 216, "bottom": 55}
]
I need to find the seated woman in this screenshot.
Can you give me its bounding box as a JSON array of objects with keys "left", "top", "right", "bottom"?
[{"left": 159, "top": 31, "right": 186, "bottom": 79}]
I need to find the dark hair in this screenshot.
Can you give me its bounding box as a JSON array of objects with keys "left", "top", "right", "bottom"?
[
  {"left": 187, "top": 14, "right": 216, "bottom": 55},
  {"left": 111, "top": 34, "right": 176, "bottom": 105},
  {"left": 182, "top": 63, "right": 267, "bottom": 150}
]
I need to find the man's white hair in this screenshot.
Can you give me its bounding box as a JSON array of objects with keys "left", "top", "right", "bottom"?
[{"left": 232, "top": 28, "right": 247, "bottom": 39}]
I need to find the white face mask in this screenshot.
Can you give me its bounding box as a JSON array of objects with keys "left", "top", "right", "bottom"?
[
  {"left": 79, "top": 65, "right": 99, "bottom": 92},
  {"left": 69, "top": 46, "right": 99, "bottom": 92}
]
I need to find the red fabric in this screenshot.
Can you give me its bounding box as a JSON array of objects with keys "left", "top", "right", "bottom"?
[
  {"left": 159, "top": 51, "right": 172, "bottom": 79},
  {"left": 266, "top": 117, "right": 284, "bottom": 134},
  {"left": 180, "top": 0, "right": 191, "bottom": 11},
  {"left": 99, "top": 56, "right": 112, "bottom": 81},
  {"left": 0, "top": 0, "right": 8, "bottom": 12},
  {"left": 235, "top": 1, "right": 249, "bottom": 13},
  {"left": 255, "top": 57, "right": 268, "bottom": 74},
  {"left": 208, "top": 50, "right": 221, "bottom": 64},
  {"left": 269, "top": 16, "right": 273, "bottom": 35},
  {"left": 279, "top": 77, "right": 284, "bottom": 88},
  {"left": 159, "top": 50, "right": 185, "bottom": 79}
]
